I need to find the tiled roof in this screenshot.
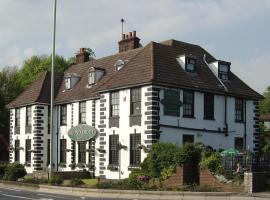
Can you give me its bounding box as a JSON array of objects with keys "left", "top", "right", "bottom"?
[
  {"left": 8, "top": 39, "right": 263, "bottom": 108},
  {"left": 7, "top": 72, "right": 63, "bottom": 108}
]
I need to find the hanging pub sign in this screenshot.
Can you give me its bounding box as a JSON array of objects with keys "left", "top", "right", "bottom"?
[{"left": 68, "top": 124, "right": 97, "bottom": 141}]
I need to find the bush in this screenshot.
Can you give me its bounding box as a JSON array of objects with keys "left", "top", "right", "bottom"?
[
  {"left": 48, "top": 175, "right": 63, "bottom": 186},
  {"left": 23, "top": 176, "right": 48, "bottom": 184},
  {"left": 3, "top": 163, "right": 26, "bottom": 181},
  {"left": 200, "top": 152, "right": 224, "bottom": 174},
  {"left": 160, "top": 165, "right": 176, "bottom": 180},
  {"left": 0, "top": 163, "right": 7, "bottom": 179},
  {"left": 70, "top": 178, "right": 85, "bottom": 186},
  {"left": 141, "top": 142, "right": 200, "bottom": 178}
]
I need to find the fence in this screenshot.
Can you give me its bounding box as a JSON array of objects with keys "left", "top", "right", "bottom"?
[{"left": 222, "top": 154, "right": 270, "bottom": 173}]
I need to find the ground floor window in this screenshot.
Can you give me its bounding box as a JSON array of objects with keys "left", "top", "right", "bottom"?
[
  {"left": 60, "top": 139, "right": 67, "bottom": 163},
  {"left": 25, "top": 139, "right": 31, "bottom": 163},
  {"left": 235, "top": 137, "right": 244, "bottom": 151},
  {"left": 15, "top": 140, "right": 20, "bottom": 162},
  {"left": 78, "top": 141, "right": 86, "bottom": 163},
  {"left": 130, "top": 134, "right": 141, "bottom": 166},
  {"left": 183, "top": 134, "right": 194, "bottom": 144},
  {"left": 109, "top": 135, "right": 119, "bottom": 165},
  {"left": 47, "top": 139, "right": 50, "bottom": 165}
]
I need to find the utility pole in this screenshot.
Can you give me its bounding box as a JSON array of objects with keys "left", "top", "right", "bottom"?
[{"left": 49, "top": 0, "right": 57, "bottom": 179}]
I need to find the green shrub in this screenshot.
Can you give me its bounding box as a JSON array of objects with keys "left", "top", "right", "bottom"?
[
  {"left": 23, "top": 176, "right": 48, "bottom": 184},
  {"left": 200, "top": 152, "right": 224, "bottom": 174},
  {"left": 70, "top": 178, "right": 85, "bottom": 186},
  {"left": 48, "top": 175, "right": 63, "bottom": 186},
  {"left": 0, "top": 163, "right": 7, "bottom": 179},
  {"left": 3, "top": 163, "right": 26, "bottom": 181},
  {"left": 175, "top": 143, "right": 201, "bottom": 165},
  {"left": 160, "top": 165, "right": 176, "bottom": 180}
]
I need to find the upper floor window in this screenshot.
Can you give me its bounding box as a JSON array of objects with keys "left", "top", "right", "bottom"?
[
  {"left": 65, "top": 77, "right": 71, "bottom": 90},
  {"left": 163, "top": 89, "right": 180, "bottom": 116},
  {"left": 204, "top": 93, "right": 214, "bottom": 120},
  {"left": 218, "top": 63, "right": 229, "bottom": 80},
  {"left": 185, "top": 57, "right": 196, "bottom": 72},
  {"left": 15, "top": 108, "right": 20, "bottom": 127},
  {"left": 60, "top": 105, "right": 67, "bottom": 125},
  {"left": 130, "top": 88, "right": 141, "bottom": 115},
  {"left": 109, "top": 134, "right": 119, "bottom": 165},
  {"left": 26, "top": 106, "right": 32, "bottom": 126},
  {"left": 183, "top": 90, "right": 194, "bottom": 117},
  {"left": 88, "top": 72, "right": 95, "bottom": 85},
  {"left": 79, "top": 101, "right": 86, "bottom": 124},
  {"left": 235, "top": 98, "right": 244, "bottom": 122},
  {"left": 110, "top": 92, "right": 119, "bottom": 117}
]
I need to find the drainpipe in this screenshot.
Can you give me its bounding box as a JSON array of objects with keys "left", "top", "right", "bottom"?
[{"left": 203, "top": 55, "right": 228, "bottom": 136}]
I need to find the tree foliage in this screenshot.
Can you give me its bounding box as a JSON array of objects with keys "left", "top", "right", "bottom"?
[{"left": 260, "top": 86, "right": 270, "bottom": 114}]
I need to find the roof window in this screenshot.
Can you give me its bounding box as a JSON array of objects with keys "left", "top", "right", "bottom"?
[
  {"left": 114, "top": 59, "right": 128, "bottom": 71},
  {"left": 64, "top": 73, "right": 80, "bottom": 90},
  {"left": 185, "top": 57, "right": 196, "bottom": 72},
  {"left": 88, "top": 67, "right": 104, "bottom": 86},
  {"left": 218, "top": 62, "right": 230, "bottom": 80}
]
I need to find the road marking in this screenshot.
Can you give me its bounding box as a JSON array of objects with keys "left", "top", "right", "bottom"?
[
  {"left": 1, "top": 193, "right": 34, "bottom": 199},
  {"left": 38, "top": 193, "right": 73, "bottom": 200},
  {"left": 2, "top": 187, "right": 21, "bottom": 192}
]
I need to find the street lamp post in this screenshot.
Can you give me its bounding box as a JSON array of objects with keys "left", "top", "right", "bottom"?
[{"left": 49, "top": 0, "right": 57, "bottom": 179}]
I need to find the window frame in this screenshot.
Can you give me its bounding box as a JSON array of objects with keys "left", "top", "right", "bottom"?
[
  {"left": 110, "top": 92, "right": 119, "bottom": 117},
  {"left": 109, "top": 134, "right": 119, "bottom": 165},
  {"left": 60, "top": 139, "right": 67, "bottom": 163},
  {"left": 25, "top": 139, "right": 31, "bottom": 163},
  {"left": 88, "top": 71, "right": 95, "bottom": 85},
  {"left": 78, "top": 141, "right": 86, "bottom": 163},
  {"left": 163, "top": 89, "right": 180, "bottom": 116},
  {"left": 183, "top": 90, "right": 194, "bottom": 118},
  {"left": 235, "top": 98, "right": 244, "bottom": 122},
  {"left": 235, "top": 137, "right": 244, "bottom": 151},
  {"left": 26, "top": 106, "right": 32, "bottom": 126},
  {"left": 47, "top": 139, "right": 50, "bottom": 165},
  {"left": 130, "top": 134, "right": 141, "bottom": 166},
  {"left": 60, "top": 105, "right": 67, "bottom": 126},
  {"left": 14, "top": 140, "right": 20, "bottom": 162},
  {"left": 79, "top": 101, "right": 86, "bottom": 124},
  {"left": 185, "top": 57, "right": 196, "bottom": 72},
  {"left": 65, "top": 77, "right": 71, "bottom": 90},
  {"left": 204, "top": 93, "right": 215, "bottom": 120},
  {"left": 15, "top": 108, "right": 20, "bottom": 127},
  {"left": 130, "top": 88, "right": 141, "bottom": 116},
  {"left": 218, "top": 62, "right": 230, "bottom": 80}
]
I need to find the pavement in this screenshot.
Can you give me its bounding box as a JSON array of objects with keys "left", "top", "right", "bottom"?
[{"left": 1, "top": 183, "right": 270, "bottom": 200}]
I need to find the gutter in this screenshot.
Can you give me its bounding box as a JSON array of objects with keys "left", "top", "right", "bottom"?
[{"left": 203, "top": 55, "right": 228, "bottom": 136}]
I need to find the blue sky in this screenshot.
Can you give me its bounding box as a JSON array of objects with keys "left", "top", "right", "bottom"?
[{"left": 0, "top": 0, "right": 269, "bottom": 93}]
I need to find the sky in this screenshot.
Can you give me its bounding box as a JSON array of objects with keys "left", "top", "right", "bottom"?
[{"left": 0, "top": 0, "right": 269, "bottom": 94}]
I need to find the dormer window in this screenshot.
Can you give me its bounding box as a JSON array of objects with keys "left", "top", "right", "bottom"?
[
  {"left": 65, "top": 77, "right": 71, "bottom": 90},
  {"left": 114, "top": 59, "right": 127, "bottom": 71},
  {"left": 88, "top": 71, "right": 95, "bottom": 85},
  {"left": 185, "top": 57, "right": 196, "bottom": 72},
  {"left": 88, "top": 67, "right": 104, "bottom": 86},
  {"left": 64, "top": 73, "right": 80, "bottom": 90},
  {"left": 218, "top": 63, "right": 230, "bottom": 80}
]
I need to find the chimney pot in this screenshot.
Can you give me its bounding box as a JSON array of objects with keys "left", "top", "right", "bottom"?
[
  {"left": 129, "top": 32, "right": 132, "bottom": 38},
  {"left": 122, "top": 34, "right": 125, "bottom": 40},
  {"left": 133, "top": 31, "right": 136, "bottom": 37}
]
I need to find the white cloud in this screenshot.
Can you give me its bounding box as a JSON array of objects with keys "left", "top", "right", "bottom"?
[{"left": 232, "top": 52, "right": 270, "bottom": 94}]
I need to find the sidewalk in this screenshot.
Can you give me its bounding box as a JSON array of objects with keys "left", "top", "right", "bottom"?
[{"left": 1, "top": 181, "right": 270, "bottom": 200}]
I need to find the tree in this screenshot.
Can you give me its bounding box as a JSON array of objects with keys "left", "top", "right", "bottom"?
[
  {"left": 18, "top": 55, "right": 70, "bottom": 89},
  {"left": 260, "top": 86, "right": 270, "bottom": 114}
]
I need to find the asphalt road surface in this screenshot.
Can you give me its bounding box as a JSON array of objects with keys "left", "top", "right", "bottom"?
[
  {"left": 0, "top": 186, "right": 111, "bottom": 200},
  {"left": 1, "top": 186, "right": 270, "bottom": 200}
]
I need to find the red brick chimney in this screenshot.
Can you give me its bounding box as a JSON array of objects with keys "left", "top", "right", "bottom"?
[
  {"left": 118, "top": 31, "right": 140, "bottom": 53},
  {"left": 76, "top": 48, "right": 90, "bottom": 64}
]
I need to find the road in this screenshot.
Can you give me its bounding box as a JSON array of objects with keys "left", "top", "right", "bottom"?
[
  {"left": 0, "top": 186, "right": 112, "bottom": 200},
  {"left": 1, "top": 185, "right": 270, "bottom": 200}
]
